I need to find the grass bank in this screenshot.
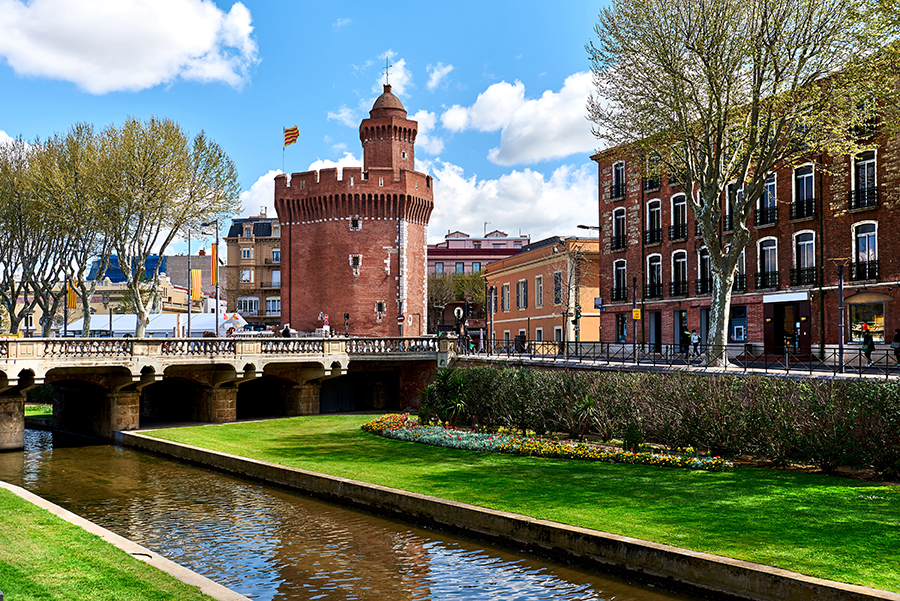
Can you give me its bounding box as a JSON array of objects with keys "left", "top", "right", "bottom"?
[
  {"left": 145, "top": 415, "right": 900, "bottom": 593},
  {"left": 0, "top": 488, "right": 215, "bottom": 601},
  {"left": 24, "top": 404, "right": 51, "bottom": 417}
]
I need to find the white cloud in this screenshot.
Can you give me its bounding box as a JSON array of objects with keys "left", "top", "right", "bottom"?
[
  {"left": 327, "top": 105, "right": 359, "bottom": 128},
  {"left": 333, "top": 17, "right": 350, "bottom": 31},
  {"left": 0, "top": 0, "right": 258, "bottom": 94},
  {"left": 426, "top": 62, "right": 454, "bottom": 91},
  {"left": 439, "top": 73, "right": 597, "bottom": 166},
  {"left": 410, "top": 110, "right": 443, "bottom": 155},
  {"left": 428, "top": 160, "right": 597, "bottom": 244},
  {"left": 375, "top": 50, "right": 411, "bottom": 96},
  {"left": 238, "top": 169, "right": 281, "bottom": 219},
  {"left": 307, "top": 152, "right": 361, "bottom": 180}
]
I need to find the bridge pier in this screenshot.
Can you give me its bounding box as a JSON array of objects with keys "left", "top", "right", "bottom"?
[
  {"left": 284, "top": 383, "right": 321, "bottom": 416},
  {"left": 195, "top": 387, "right": 237, "bottom": 424},
  {"left": 103, "top": 391, "right": 140, "bottom": 439},
  {"left": 0, "top": 394, "right": 25, "bottom": 451}
]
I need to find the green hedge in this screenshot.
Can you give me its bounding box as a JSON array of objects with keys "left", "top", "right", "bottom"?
[{"left": 420, "top": 367, "right": 900, "bottom": 478}]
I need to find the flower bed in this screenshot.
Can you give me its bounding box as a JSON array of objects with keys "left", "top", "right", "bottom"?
[{"left": 362, "top": 414, "right": 732, "bottom": 472}]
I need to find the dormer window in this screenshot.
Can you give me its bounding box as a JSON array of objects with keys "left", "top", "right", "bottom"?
[{"left": 244, "top": 226, "right": 252, "bottom": 237}]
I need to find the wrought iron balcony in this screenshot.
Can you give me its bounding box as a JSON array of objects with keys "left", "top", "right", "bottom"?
[
  {"left": 643, "top": 176, "right": 660, "bottom": 191},
  {"left": 755, "top": 206, "right": 778, "bottom": 227},
  {"left": 848, "top": 187, "right": 878, "bottom": 210},
  {"left": 755, "top": 271, "right": 779, "bottom": 289},
  {"left": 264, "top": 257, "right": 281, "bottom": 264},
  {"left": 643, "top": 283, "right": 663, "bottom": 299},
  {"left": 695, "top": 222, "right": 703, "bottom": 238},
  {"left": 669, "top": 224, "right": 688, "bottom": 241},
  {"left": 610, "top": 183, "right": 626, "bottom": 200},
  {"left": 790, "top": 267, "right": 817, "bottom": 287},
  {"left": 790, "top": 197, "right": 816, "bottom": 220},
  {"left": 611, "top": 287, "right": 628, "bottom": 302},
  {"left": 611, "top": 234, "right": 628, "bottom": 250},
  {"left": 260, "top": 281, "right": 282, "bottom": 289},
  {"left": 732, "top": 274, "right": 747, "bottom": 292},
  {"left": 644, "top": 228, "right": 662, "bottom": 245},
  {"left": 723, "top": 214, "right": 734, "bottom": 232},
  {"left": 850, "top": 260, "right": 879, "bottom": 281},
  {"left": 696, "top": 278, "right": 712, "bottom": 295},
  {"left": 669, "top": 280, "right": 689, "bottom": 297}
]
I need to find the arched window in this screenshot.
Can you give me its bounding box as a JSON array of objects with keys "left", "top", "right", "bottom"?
[
  {"left": 670, "top": 195, "right": 687, "bottom": 240},
  {"left": 612, "top": 208, "right": 627, "bottom": 250},
  {"left": 756, "top": 238, "right": 778, "bottom": 289},
  {"left": 697, "top": 247, "right": 712, "bottom": 294},
  {"left": 851, "top": 222, "right": 878, "bottom": 281},
  {"left": 851, "top": 151, "right": 878, "bottom": 209},
  {"left": 645, "top": 200, "right": 661, "bottom": 244},
  {"left": 671, "top": 251, "right": 688, "bottom": 296},
  {"left": 646, "top": 255, "right": 662, "bottom": 298},
  {"left": 613, "top": 260, "right": 627, "bottom": 302},
  {"left": 792, "top": 231, "right": 816, "bottom": 286}
]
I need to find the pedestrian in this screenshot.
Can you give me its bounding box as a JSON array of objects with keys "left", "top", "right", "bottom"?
[
  {"left": 862, "top": 323, "right": 875, "bottom": 366},
  {"left": 892, "top": 329, "right": 900, "bottom": 364},
  {"left": 690, "top": 329, "right": 701, "bottom": 358},
  {"left": 282, "top": 323, "right": 291, "bottom": 338},
  {"left": 681, "top": 326, "right": 690, "bottom": 354}
]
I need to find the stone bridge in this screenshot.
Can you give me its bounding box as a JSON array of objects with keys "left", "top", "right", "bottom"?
[{"left": 0, "top": 336, "right": 452, "bottom": 450}]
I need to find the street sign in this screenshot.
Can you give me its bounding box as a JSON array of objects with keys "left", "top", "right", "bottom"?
[
  {"left": 453, "top": 306, "right": 464, "bottom": 320},
  {"left": 397, "top": 314, "right": 405, "bottom": 324},
  {"left": 632, "top": 308, "right": 641, "bottom": 320},
  {"left": 594, "top": 297, "right": 604, "bottom": 311}
]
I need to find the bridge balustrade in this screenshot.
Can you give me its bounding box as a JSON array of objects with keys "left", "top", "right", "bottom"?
[
  {"left": 261, "top": 339, "right": 325, "bottom": 354},
  {"left": 44, "top": 339, "right": 134, "bottom": 357},
  {"left": 160, "top": 339, "right": 237, "bottom": 356},
  {"left": 346, "top": 337, "right": 439, "bottom": 354}
]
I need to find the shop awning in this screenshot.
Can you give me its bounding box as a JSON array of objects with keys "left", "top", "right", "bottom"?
[{"left": 844, "top": 292, "right": 895, "bottom": 304}]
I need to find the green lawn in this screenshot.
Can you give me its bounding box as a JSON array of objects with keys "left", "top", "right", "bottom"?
[
  {"left": 0, "top": 489, "right": 216, "bottom": 601},
  {"left": 145, "top": 415, "right": 900, "bottom": 593},
  {"left": 24, "top": 404, "right": 52, "bottom": 417}
]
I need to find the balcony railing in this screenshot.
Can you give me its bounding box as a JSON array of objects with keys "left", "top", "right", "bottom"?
[
  {"left": 790, "top": 267, "right": 817, "bottom": 287},
  {"left": 259, "top": 281, "right": 282, "bottom": 288},
  {"left": 755, "top": 206, "right": 777, "bottom": 227},
  {"left": 668, "top": 172, "right": 686, "bottom": 188},
  {"left": 264, "top": 257, "right": 281, "bottom": 264},
  {"left": 755, "top": 271, "right": 779, "bottom": 289},
  {"left": 644, "top": 228, "right": 662, "bottom": 245},
  {"left": 848, "top": 187, "right": 878, "bottom": 210},
  {"left": 790, "top": 197, "right": 816, "bottom": 220},
  {"left": 732, "top": 274, "right": 747, "bottom": 292},
  {"left": 643, "top": 283, "right": 663, "bottom": 299},
  {"left": 696, "top": 278, "right": 712, "bottom": 295},
  {"left": 643, "top": 176, "right": 660, "bottom": 191},
  {"left": 695, "top": 222, "right": 703, "bottom": 238},
  {"left": 669, "top": 224, "right": 688, "bottom": 241},
  {"left": 610, "top": 183, "right": 626, "bottom": 200},
  {"left": 611, "top": 234, "right": 628, "bottom": 250},
  {"left": 723, "top": 214, "right": 734, "bottom": 232},
  {"left": 611, "top": 287, "right": 628, "bottom": 302},
  {"left": 669, "top": 280, "right": 689, "bottom": 297},
  {"left": 850, "top": 260, "right": 879, "bottom": 281}
]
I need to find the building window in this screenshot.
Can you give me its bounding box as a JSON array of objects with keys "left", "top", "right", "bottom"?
[
  {"left": 473, "top": 241, "right": 481, "bottom": 249},
  {"left": 756, "top": 238, "right": 778, "bottom": 289},
  {"left": 535, "top": 275, "right": 543, "bottom": 308},
  {"left": 615, "top": 313, "right": 628, "bottom": 343},
  {"left": 504, "top": 331, "right": 511, "bottom": 345},
  {"left": 733, "top": 250, "right": 747, "bottom": 292},
  {"left": 756, "top": 174, "right": 778, "bottom": 226},
  {"left": 725, "top": 183, "right": 742, "bottom": 231},
  {"left": 472, "top": 262, "right": 482, "bottom": 272},
  {"left": 646, "top": 255, "right": 662, "bottom": 298},
  {"left": 350, "top": 255, "right": 362, "bottom": 276},
  {"left": 265, "top": 297, "right": 281, "bottom": 316},
  {"left": 554, "top": 326, "right": 563, "bottom": 342},
  {"left": 375, "top": 300, "right": 386, "bottom": 315},
  {"left": 671, "top": 251, "right": 688, "bottom": 296},
  {"left": 434, "top": 262, "right": 443, "bottom": 274},
  {"left": 401, "top": 151, "right": 407, "bottom": 159},
  {"left": 850, "top": 303, "right": 884, "bottom": 343},
  {"left": 851, "top": 151, "right": 878, "bottom": 209},
  {"left": 611, "top": 162, "right": 625, "bottom": 199},
  {"left": 612, "top": 208, "right": 627, "bottom": 250},
  {"left": 240, "top": 269, "right": 253, "bottom": 283},
  {"left": 613, "top": 260, "right": 627, "bottom": 302},
  {"left": 670, "top": 195, "right": 687, "bottom": 240},
  {"left": 535, "top": 327, "right": 543, "bottom": 342},
  {"left": 553, "top": 271, "right": 563, "bottom": 305},
  {"left": 644, "top": 153, "right": 661, "bottom": 190},
  {"left": 645, "top": 200, "right": 661, "bottom": 244},
  {"left": 273, "top": 225, "right": 280, "bottom": 237},
  {"left": 501, "top": 284, "right": 510, "bottom": 312},
  {"left": 271, "top": 249, "right": 281, "bottom": 264},
  {"left": 729, "top": 306, "right": 747, "bottom": 342},
  {"left": 236, "top": 296, "right": 258, "bottom": 315},
  {"left": 516, "top": 280, "right": 528, "bottom": 309},
  {"left": 379, "top": 176, "right": 384, "bottom": 187},
  {"left": 792, "top": 232, "right": 816, "bottom": 286},
  {"left": 244, "top": 225, "right": 252, "bottom": 237},
  {"left": 514, "top": 242, "right": 522, "bottom": 249},
  {"left": 792, "top": 166, "right": 816, "bottom": 219},
  {"left": 241, "top": 247, "right": 253, "bottom": 260},
  {"left": 697, "top": 248, "right": 711, "bottom": 294},
  {"left": 455, "top": 262, "right": 465, "bottom": 274},
  {"left": 350, "top": 216, "right": 361, "bottom": 230},
  {"left": 851, "top": 222, "right": 878, "bottom": 281}
]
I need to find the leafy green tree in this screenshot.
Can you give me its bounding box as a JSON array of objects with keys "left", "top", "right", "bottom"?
[{"left": 587, "top": 0, "right": 900, "bottom": 364}]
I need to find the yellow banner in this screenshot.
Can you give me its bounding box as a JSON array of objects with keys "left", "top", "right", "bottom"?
[
  {"left": 210, "top": 243, "right": 218, "bottom": 286},
  {"left": 66, "top": 285, "right": 77, "bottom": 309},
  {"left": 191, "top": 269, "right": 202, "bottom": 301}
]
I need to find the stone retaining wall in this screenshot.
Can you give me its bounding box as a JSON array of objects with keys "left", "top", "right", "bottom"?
[{"left": 118, "top": 430, "right": 900, "bottom": 601}]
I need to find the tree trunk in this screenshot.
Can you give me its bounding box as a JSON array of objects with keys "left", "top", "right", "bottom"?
[{"left": 707, "top": 271, "right": 735, "bottom": 367}]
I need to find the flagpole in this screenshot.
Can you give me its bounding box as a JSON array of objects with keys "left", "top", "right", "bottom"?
[{"left": 283, "top": 128, "right": 286, "bottom": 173}]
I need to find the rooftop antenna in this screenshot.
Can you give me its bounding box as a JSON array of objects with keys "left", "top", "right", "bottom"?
[
  {"left": 384, "top": 57, "right": 392, "bottom": 86},
  {"left": 484, "top": 221, "right": 490, "bottom": 237}
]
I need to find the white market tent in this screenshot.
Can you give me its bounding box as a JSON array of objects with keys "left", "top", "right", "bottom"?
[{"left": 66, "top": 313, "right": 227, "bottom": 338}]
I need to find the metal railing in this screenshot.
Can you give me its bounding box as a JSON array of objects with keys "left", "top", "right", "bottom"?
[
  {"left": 347, "top": 337, "right": 439, "bottom": 354},
  {"left": 611, "top": 287, "right": 628, "bottom": 302},
  {"left": 643, "top": 177, "right": 660, "bottom": 191},
  {"left": 610, "top": 183, "right": 626, "bottom": 199},
  {"left": 696, "top": 278, "right": 712, "bottom": 295},
  {"left": 790, "top": 197, "right": 816, "bottom": 220},
  {"left": 264, "top": 257, "right": 281, "bottom": 264},
  {"left": 755, "top": 271, "right": 779, "bottom": 289},
  {"left": 259, "top": 281, "right": 281, "bottom": 288},
  {"left": 850, "top": 260, "right": 879, "bottom": 281},
  {"left": 44, "top": 339, "right": 134, "bottom": 357},
  {"left": 790, "top": 267, "right": 817, "bottom": 287},
  {"left": 481, "top": 339, "right": 900, "bottom": 378},
  {"left": 723, "top": 214, "right": 734, "bottom": 232},
  {"left": 669, "top": 224, "right": 688, "bottom": 241},
  {"left": 260, "top": 339, "right": 324, "bottom": 354},
  {"left": 670, "top": 280, "right": 689, "bottom": 297},
  {"left": 755, "top": 206, "right": 778, "bottom": 227},
  {"left": 643, "top": 283, "right": 663, "bottom": 299},
  {"left": 644, "top": 228, "right": 662, "bottom": 244},
  {"left": 848, "top": 187, "right": 878, "bottom": 210},
  {"left": 611, "top": 234, "right": 628, "bottom": 250},
  {"left": 732, "top": 274, "right": 747, "bottom": 292}
]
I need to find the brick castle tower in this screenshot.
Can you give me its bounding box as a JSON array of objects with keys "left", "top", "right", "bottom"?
[{"left": 274, "top": 85, "right": 434, "bottom": 336}]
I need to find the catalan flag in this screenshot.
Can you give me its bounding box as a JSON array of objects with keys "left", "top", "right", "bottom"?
[
  {"left": 284, "top": 125, "right": 299, "bottom": 147},
  {"left": 191, "top": 269, "right": 202, "bottom": 301}
]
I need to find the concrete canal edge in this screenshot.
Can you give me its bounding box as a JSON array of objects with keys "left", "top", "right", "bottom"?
[
  {"left": 118, "top": 430, "right": 899, "bottom": 601},
  {"left": 0, "top": 480, "right": 250, "bottom": 601}
]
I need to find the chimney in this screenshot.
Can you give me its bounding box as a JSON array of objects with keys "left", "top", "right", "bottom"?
[
  {"left": 199, "top": 248, "right": 206, "bottom": 256},
  {"left": 260, "top": 206, "right": 267, "bottom": 217}
]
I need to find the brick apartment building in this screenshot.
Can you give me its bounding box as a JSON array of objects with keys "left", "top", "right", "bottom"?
[
  {"left": 483, "top": 237, "right": 600, "bottom": 347},
  {"left": 223, "top": 212, "right": 282, "bottom": 329},
  {"left": 591, "top": 129, "right": 900, "bottom": 355},
  {"left": 274, "top": 85, "right": 434, "bottom": 336}
]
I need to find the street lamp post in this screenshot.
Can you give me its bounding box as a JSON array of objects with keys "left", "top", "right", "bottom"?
[
  {"left": 632, "top": 275, "right": 637, "bottom": 359},
  {"left": 830, "top": 257, "right": 849, "bottom": 374},
  {"left": 187, "top": 229, "right": 192, "bottom": 338},
  {"left": 200, "top": 220, "right": 220, "bottom": 337}
]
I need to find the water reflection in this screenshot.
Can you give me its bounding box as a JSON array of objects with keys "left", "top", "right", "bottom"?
[{"left": 0, "top": 430, "right": 699, "bottom": 601}]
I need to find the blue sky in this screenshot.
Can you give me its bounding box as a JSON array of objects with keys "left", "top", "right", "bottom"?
[{"left": 0, "top": 0, "right": 605, "bottom": 250}]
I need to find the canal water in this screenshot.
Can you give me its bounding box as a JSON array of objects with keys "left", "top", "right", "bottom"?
[{"left": 0, "top": 429, "right": 704, "bottom": 601}]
